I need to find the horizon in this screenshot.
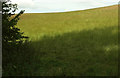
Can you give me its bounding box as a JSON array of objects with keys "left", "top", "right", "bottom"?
[
  {"left": 11, "top": 0, "right": 119, "bottom": 13},
  {"left": 15, "top": 5, "right": 117, "bottom": 14},
  {"left": 18, "top": 4, "right": 117, "bottom": 14}
]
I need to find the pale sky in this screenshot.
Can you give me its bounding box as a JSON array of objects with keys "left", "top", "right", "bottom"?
[{"left": 11, "top": 0, "right": 119, "bottom": 13}]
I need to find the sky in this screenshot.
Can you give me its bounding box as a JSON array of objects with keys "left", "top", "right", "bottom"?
[{"left": 11, "top": 0, "right": 119, "bottom": 13}]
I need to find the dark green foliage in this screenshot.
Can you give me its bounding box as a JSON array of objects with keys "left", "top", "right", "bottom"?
[
  {"left": 2, "top": 0, "right": 29, "bottom": 76},
  {"left": 2, "top": 26, "right": 118, "bottom": 76},
  {"left": 2, "top": 0, "right": 28, "bottom": 46}
]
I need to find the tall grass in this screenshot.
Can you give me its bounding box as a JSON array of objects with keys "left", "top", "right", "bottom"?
[
  {"left": 18, "top": 5, "right": 118, "bottom": 40},
  {"left": 3, "top": 5, "right": 118, "bottom": 76}
]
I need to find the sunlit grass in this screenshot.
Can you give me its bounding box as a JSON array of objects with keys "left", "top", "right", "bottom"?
[{"left": 18, "top": 5, "right": 118, "bottom": 40}]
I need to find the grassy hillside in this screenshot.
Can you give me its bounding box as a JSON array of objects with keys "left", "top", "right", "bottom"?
[
  {"left": 18, "top": 5, "right": 118, "bottom": 40},
  {"left": 3, "top": 5, "right": 118, "bottom": 76}
]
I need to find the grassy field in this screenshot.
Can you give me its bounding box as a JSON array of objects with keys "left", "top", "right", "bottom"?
[{"left": 3, "top": 5, "right": 118, "bottom": 76}]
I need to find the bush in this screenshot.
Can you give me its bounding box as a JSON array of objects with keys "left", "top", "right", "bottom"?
[{"left": 2, "top": 0, "right": 28, "bottom": 47}]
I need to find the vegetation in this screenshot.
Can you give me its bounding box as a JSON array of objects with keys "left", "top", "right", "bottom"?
[
  {"left": 2, "top": 0, "right": 28, "bottom": 45},
  {"left": 3, "top": 5, "right": 118, "bottom": 76},
  {"left": 2, "top": 0, "right": 29, "bottom": 76}
]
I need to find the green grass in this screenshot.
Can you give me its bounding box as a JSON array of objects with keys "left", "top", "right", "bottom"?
[
  {"left": 18, "top": 5, "right": 118, "bottom": 40},
  {"left": 3, "top": 5, "right": 118, "bottom": 76}
]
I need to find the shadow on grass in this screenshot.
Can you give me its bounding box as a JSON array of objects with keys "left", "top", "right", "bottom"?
[{"left": 3, "top": 26, "right": 118, "bottom": 76}]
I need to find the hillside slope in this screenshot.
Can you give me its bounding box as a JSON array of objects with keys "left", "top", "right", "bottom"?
[
  {"left": 3, "top": 5, "right": 118, "bottom": 76},
  {"left": 18, "top": 5, "right": 118, "bottom": 40}
]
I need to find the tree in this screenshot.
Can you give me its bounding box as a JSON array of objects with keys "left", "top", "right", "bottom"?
[{"left": 2, "top": 0, "right": 28, "bottom": 47}]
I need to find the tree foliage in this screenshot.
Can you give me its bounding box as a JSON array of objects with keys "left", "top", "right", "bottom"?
[{"left": 2, "top": 0, "right": 28, "bottom": 46}]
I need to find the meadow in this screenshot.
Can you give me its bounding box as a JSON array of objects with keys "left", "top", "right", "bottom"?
[{"left": 3, "top": 5, "right": 118, "bottom": 76}]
